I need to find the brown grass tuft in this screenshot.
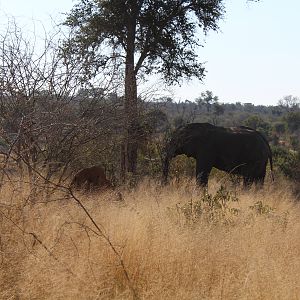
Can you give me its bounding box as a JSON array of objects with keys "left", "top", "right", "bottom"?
[{"left": 0, "top": 178, "right": 300, "bottom": 299}]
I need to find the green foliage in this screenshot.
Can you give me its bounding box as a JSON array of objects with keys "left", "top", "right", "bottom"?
[
  {"left": 272, "top": 146, "right": 300, "bottom": 181},
  {"left": 169, "top": 186, "right": 239, "bottom": 226},
  {"left": 0, "top": 138, "right": 8, "bottom": 153},
  {"left": 213, "top": 103, "right": 225, "bottom": 116},
  {"left": 195, "top": 90, "right": 219, "bottom": 112},
  {"left": 248, "top": 201, "right": 290, "bottom": 231},
  {"left": 142, "top": 109, "right": 169, "bottom": 134},
  {"left": 284, "top": 112, "right": 300, "bottom": 132},
  {"left": 249, "top": 201, "right": 273, "bottom": 215},
  {"left": 64, "top": 0, "right": 224, "bottom": 83},
  {"left": 273, "top": 122, "right": 286, "bottom": 135},
  {"left": 244, "top": 115, "right": 272, "bottom": 139},
  {"left": 290, "top": 135, "right": 300, "bottom": 150},
  {"left": 168, "top": 155, "right": 196, "bottom": 181},
  {"left": 138, "top": 142, "right": 163, "bottom": 178},
  {"left": 173, "top": 116, "right": 188, "bottom": 129}
]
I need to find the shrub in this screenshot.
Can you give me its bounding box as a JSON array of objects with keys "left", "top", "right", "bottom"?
[
  {"left": 272, "top": 146, "right": 300, "bottom": 181},
  {"left": 168, "top": 185, "right": 239, "bottom": 226}
]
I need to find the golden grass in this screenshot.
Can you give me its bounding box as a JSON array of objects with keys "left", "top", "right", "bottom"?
[{"left": 0, "top": 178, "right": 300, "bottom": 299}]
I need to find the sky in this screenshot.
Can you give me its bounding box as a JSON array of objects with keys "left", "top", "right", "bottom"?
[{"left": 0, "top": 0, "right": 299, "bottom": 106}]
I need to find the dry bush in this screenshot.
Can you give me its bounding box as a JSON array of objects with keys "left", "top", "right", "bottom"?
[
  {"left": 0, "top": 178, "right": 300, "bottom": 299},
  {"left": 0, "top": 20, "right": 125, "bottom": 190}
]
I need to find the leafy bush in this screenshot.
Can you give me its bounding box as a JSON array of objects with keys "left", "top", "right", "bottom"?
[
  {"left": 244, "top": 115, "right": 272, "bottom": 140},
  {"left": 169, "top": 185, "right": 239, "bottom": 226},
  {"left": 284, "top": 111, "right": 300, "bottom": 132},
  {"left": 249, "top": 201, "right": 274, "bottom": 215},
  {"left": 169, "top": 155, "right": 196, "bottom": 181},
  {"left": 272, "top": 146, "right": 300, "bottom": 181}
]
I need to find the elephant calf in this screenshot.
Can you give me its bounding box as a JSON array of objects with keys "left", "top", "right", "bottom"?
[{"left": 71, "top": 165, "right": 113, "bottom": 191}]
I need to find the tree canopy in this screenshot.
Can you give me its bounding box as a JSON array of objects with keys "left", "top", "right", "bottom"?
[{"left": 64, "top": 0, "right": 225, "bottom": 83}]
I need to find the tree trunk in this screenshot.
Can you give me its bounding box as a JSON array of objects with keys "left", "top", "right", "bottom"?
[
  {"left": 123, "top": 20, "right": 138, "bottom": 179},
  {"left": 125, "top": 56, "right": 138, "bottom": 175}
]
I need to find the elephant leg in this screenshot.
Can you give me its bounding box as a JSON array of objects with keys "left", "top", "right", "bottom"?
[
  {"left": 244, "top": 163, "right": 267, "bottom": 188},
  {"left": 254, "top": 168, "right": 266, "bottom": 187},
  {"left": 243, "top": 175, "right": 265, "bottom": 188},
  {"left": 196, "top": 159, "right": 212, "bottom": 186},
  {"left": 243, "top": 176, "right": 253, "bottom": 188}
]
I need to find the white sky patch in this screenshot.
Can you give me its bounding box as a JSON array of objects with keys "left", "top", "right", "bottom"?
[{"left": 1, "top": 0, "right": 299, "bottom": 105}]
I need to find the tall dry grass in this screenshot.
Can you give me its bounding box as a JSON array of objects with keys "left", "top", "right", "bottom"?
[{"left": 0, "top": 178, "right": 299, "bottom": 299}]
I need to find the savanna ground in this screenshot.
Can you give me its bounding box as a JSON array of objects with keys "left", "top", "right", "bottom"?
[{"left": 0, "top": 176, "right": 300, "bottom": 300}]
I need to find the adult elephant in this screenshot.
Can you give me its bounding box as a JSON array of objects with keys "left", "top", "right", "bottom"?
[{"left": 162, "top": 123, "right": 273, "bottom": 186}]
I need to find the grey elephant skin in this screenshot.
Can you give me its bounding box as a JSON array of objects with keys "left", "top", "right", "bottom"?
[
  {"left": 71, "top": 165, "right": 113, "bottom": 191},
  {"left": 163, "top": 123, "right": 273, "bottom": 186}
]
